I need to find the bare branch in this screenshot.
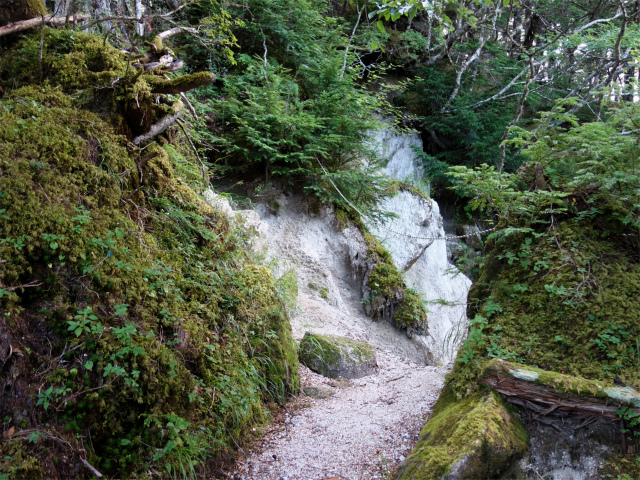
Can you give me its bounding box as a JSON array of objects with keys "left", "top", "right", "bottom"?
[
  {"left": 498, "top": 57, "right": 535, "bottom": 173},
  {"left": 79, "top": 5, "right": 184, "bottom": 30},
  {"left": 0, "top": 14, "right": 87, "bottom": 37},
  {"left": 132, "top": 101, "right": 183, "bottom": 145},
  {"left": 79, "top": 458, "right": 103, "bottom": 478},
  {"left": 441, "top": 3, "right": 503, "bottom": 112},
  {"left": 341, "top": 6, "right": 362, "bottom": 79},
  {"left": 156, "top": 26, "right": 197, "bottom": 40}
]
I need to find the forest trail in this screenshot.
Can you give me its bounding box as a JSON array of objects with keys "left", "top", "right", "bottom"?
[{"left": 222, "top": 190, "right": 453, "bottom": 480}]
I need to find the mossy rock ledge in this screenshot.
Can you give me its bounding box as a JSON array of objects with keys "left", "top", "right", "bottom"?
[
  {"left": 298, "top": 332, "right": 377, "bottom": 379},
  {"left": 394, "top": 385, "right": 528, "bottom": 480}
]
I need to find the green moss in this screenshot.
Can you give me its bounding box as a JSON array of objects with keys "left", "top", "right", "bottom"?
[
  {"left": 0, "top": 86, "right": 299, "bottom": 477},
  {"left": 598, "top": 455, "right": 640, "bottom": 479},
  {"left": 451, "top": 219, "right": 640, "bottom": 398},
  {"left": 334, "top": 206, "right": 428, "bottom": 335},
  {"left": 0, "top": 441, "right": 44, "bottom": 479},
  {"left": 386, "top": 180, "right": 431, "bottom": 201},
  {"left": 396, "top": 384, "right": 528, "bottom": 479}
]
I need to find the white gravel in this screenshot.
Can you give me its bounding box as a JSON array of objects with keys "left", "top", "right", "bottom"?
[{"left": 233, "top": 353, "right": 448, "bottom": 480}]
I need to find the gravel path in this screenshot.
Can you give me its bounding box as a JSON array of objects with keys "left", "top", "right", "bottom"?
[{"left": 233, "top": 352, "right": 448, "bottom": 480}]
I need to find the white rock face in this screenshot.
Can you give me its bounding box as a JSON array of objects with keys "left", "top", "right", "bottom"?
[
  {"left": 369, "top": 190, "right": 440, "bottom": 271},
  {"left": 371, "top": 127, "right": 424, "bottom": 182},
  {"left": 203, "top": 188, "right": 269, "bottom": 251},
  {"left": 203, "top": 189, "right": 234, "bottom": 217},
  {"left": 405, "top": 236, "right": 472, "bottom": 364},
  {"left": 369, "top": 128, "right": 472, "bottom": 365}
]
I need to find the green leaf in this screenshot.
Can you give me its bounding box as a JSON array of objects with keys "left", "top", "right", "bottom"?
[{"left": 84, "top": 360, "right": 93, "bottom": 370}]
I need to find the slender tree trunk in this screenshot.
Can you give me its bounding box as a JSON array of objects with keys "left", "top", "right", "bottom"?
[{"left": 134, "top": 0, "right": 143, "bottom": 36}]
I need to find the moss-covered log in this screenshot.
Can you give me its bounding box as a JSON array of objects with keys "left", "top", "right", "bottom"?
[
  {"left": 482, "top": 359, "right": 640, "bottom": 421},
  {"left": 145, "top": 71, "right": 215, "bottom": 94}
]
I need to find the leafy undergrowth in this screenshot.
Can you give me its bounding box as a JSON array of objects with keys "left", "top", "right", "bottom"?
[
  {"left": 449, "top": 103, "right": 640, "bottom": 399},
  {"left": 403, "top": 103, "right": 640, "bottom": 477},
  {"left": 0, "top": 85, "right": 298, "bottom": 478}
]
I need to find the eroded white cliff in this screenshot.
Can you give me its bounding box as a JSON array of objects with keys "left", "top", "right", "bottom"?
[{"left": 368, "top": 128, "right": 471, "bottom": 364}]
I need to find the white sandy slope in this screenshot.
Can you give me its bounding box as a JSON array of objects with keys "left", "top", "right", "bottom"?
[{"left": 214, "top": 193, "right": 445, "bottom": 480}]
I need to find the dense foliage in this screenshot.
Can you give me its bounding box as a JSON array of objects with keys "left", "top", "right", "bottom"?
[{"left": 447, "top": 102, "right": 640, "bottom": 396}]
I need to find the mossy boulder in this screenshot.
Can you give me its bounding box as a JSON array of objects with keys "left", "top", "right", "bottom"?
[
  {"left": 395, "top": 385, "right": 528, "bottom": 480},
  {"left": 298, "top": 332, "right": 378, "bottom": 379}
]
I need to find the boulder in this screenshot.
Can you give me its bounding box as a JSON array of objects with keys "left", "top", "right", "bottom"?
[
  {"left": 456, "top": 224, "right": 483, "bottom": 251},
  {"left": 395, "top": 386, "right": 528, "bottom": 480},
  {"left": 298, "top": 332, "right": 377, "bottom": 379}
]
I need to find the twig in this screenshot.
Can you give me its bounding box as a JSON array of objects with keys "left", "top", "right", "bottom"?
[
  {"left": 37, "top": 183, "right": 50, "bottom": 202},
  {"left": 341, "top": 6, "right": 362, "bottom": 79},
  {"left": 39, "top": 15, "right": 45, "bottom": 82},
  {"left": 4, "top": 281, "right": 43, "bottom": 291},
  {"left": 179, "top": 92, "right": 198, "bottom": 120},
  {"left": 79, "top": 457, "right": 103, "bottom": 478},
  {"left": 176, "top": 118, "right": 208, "bottom": 190}
]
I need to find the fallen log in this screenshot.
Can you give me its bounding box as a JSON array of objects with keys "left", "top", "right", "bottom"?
[
  {"left": 482, "top": 359, "right": 640, "bottom": 421},
  {"left": 0, "top": 14, "right": 88, "bottom": 37},
  {"left": 146, "top": 72, "right": 215, "bottom": 95}
]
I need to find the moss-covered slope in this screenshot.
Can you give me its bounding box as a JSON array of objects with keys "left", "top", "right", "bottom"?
[
  {"left": 0, "top": 84, "right": 298, "bottom": 478},
  {"left": 395, "top": 384, "right": 527, "bottom": 479},
  {"left": 456, "top": 218, "right": 640, "bottom": 396}
]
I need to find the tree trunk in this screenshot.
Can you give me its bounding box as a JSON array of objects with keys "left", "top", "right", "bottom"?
[
  {"left": 134, "top": 0, "right": 143, "bottom": 36},
  {"left": 0, "top": 0, "right": 47, "bottom": 25}
]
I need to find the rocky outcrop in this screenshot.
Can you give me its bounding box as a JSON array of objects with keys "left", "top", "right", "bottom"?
[
  {"left": 395, "top": 386, "right": 528, "bottom": 480},
  {"left": 368, "top": 189, "right": 439, "bottom": 272},
  {"left": 298, "top": 332, "right": 378, "bottom": 379},
  {"left": 248, "top": 190, "right": 432, "bottom": 364},
  {"left": 456, "top": 224, "right": 483, "bottom": 251}
]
